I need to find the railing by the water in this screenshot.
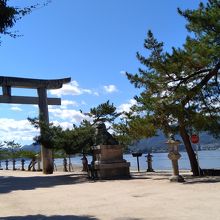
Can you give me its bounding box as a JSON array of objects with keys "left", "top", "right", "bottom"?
[{"left": 1, "top": 150, "right": 220, "bottom": 171}]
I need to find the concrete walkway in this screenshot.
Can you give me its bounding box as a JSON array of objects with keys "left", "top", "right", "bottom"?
[{"left": 0, "top": 170, "right": 220, "bottom": 220}]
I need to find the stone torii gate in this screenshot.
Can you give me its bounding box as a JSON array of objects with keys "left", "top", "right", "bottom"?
[{"left": 0, "top": 76, "right": 71, "bottom": 174}]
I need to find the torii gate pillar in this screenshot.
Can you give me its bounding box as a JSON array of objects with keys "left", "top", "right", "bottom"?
[
  {"left": 0, "top": 76, "right": 71, "bottom": 174},
  {"left": 38, "top": 87, "right": 53, "bottom": 174}
]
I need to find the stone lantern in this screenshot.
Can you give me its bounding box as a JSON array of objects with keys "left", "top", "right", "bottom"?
[
  {"left": 166, "top": 135, "right": 184, "bottom": 182},
  {"left": 146, "top": 153, "right": 154, "bottom": 172}
]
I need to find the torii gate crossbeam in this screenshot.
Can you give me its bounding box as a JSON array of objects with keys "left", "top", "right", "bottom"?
[{"left": 0, "top": 76, "right": 71, "bottom": 174}]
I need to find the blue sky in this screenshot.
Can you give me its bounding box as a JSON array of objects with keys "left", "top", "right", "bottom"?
[{"left": 0, "top": 0, "right": 205, "bottom": 145}]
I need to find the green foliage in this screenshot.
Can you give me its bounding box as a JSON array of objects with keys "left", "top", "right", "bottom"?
[
  {"left": 0, "top": 142, "right": 7, "bottom": 159},
  {"left": 125, "top": 1, "right": 220, "bottom": 175},
  {"left": 0, "top": 0, "right": 50, "bottom": 43},
  {"left": 55, "top": 121, "right": 95, "bottom": 155},
  {"left": 28, "top": 117, "right": 95, "bottom": 155},
  {"left": 0, "top": 148, "right": 8, "bottom": 159},
  {"left": 0, "top": 141, "right": 40, "bottom": 160},
  {"left": 0, "top": 0, "right": 35, "bottom": 39},
  {"left": 53, "top": 150, "right": 66, "bottom": 158},
  {"left": 88, "top": 100, "right": 121, "bottom": 124},
  {"left": 0, "top": 0, "right": 17, "bottom": 34},
  {"left": 28, "top": 101, "right": 121, "bottom": 155},
  {"left": 178, "top": 0, "right": 220, "bottom": 42},
  {"left": 4, "top": 140, "right": 22, "bottom": 159},
  {"left": 19, "top": 150, "right": 38, "bottom": 159},
  {"left": 28, "top": 117, "right": 62, "bottom": 149},
  {"left": 113, "top": 112, "right": 157, "bottom": 147},
  {"left": 126, "top": 0, "right": 220, "bottom": 136}
]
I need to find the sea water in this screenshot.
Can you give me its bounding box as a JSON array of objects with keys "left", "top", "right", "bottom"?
[
  {"left": 125, "top": 150, "right": 220, "bottom": 171},
  {"left": 2, "top": 150, "right": 220, "bottom": 171}
]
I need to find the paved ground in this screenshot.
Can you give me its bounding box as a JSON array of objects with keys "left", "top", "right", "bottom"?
[{"left": 0, "top": 170, "right": 220, "bottom": 220}]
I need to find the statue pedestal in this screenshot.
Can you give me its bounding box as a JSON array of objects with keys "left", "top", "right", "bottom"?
[{"left": 92, "top": 145, "right": 130, "bottom": 179}]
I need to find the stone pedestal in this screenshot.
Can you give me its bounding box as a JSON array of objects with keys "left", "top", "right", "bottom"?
[
  {"left": 92, "top": 145, "right": 130, "bottom": 179},
  {"left": 168, "top": 152, "right": 184, "bottom": 182}
]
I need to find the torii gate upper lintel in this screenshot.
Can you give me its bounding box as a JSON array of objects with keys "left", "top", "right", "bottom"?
[
  {"left": 0, "top": 76, "right": 71, "bottom": 174},
  {"left": 0, "top": 76, "right": 71, "bottom": 104}
]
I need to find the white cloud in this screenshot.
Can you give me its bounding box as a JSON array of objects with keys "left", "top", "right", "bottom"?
[
  {"left": 49, "top": 108, "right": 90, "bottom": 124},
  {"left": 49, "top": 80, "right": 94, "bottom": 97},
  {"left": 120, "top": 70, "right": 126, "bottom": 75},
  {"left": 0, "top": 112, "right": 92, "bottom": 145},
  {"left": 61, "top": 100, "right": 78, "bottom": 109},
  {"left": 117, "top": 99, "right": 137, "bottom": 113},
  {"left": 81, "top": 100, "right": 87, "bottom": 105},
  {"left": 52, "top": 120, "right": 73, "bottom": 130},
  {"left": 94, "top": 92, "right": 99, "bottom": 96},
  {"left": 0, "top": 118, "right": 37, "bottom": 144},
  {"left": 103, "top": 85, "right": 118, "bottom": 93},
  {"left": 10, "top": 106, "right": 22, "bottom": 112}
]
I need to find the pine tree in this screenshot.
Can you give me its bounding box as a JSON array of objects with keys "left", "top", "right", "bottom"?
[
  {"left": 88, "top": 100, "right": 121, "bottom": 124},
  {"left": 126, "top": 0, "right": 220, "bottom": 176},
  {"left": 0, "top": 0, "right": 50, "bottom": 43},
  {"left": 28, "top": 101, "right": 120, "bottom": 158},
  {"left": 4, "top": 140, "right": 22, "bottom": 159},
  {"left": 28, "top": 117, "right": 95, "bottom": 156},
  {"left": 113, "top": 112, "right": 157, "bottom": 148}
]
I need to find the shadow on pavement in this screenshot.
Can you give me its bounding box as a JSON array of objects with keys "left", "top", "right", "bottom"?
[
  {"left": 0, "top": 173, "right": 88, "bottom": 194},
  {"left": 0, "top": 215, "right": 97, "bottom": 220},
  {"left": 183, "top": 175, "right": 220, "bottom": 184}
]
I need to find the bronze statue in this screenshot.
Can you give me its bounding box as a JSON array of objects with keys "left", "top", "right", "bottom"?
[{"left": 94, "top": 122, "right": 118, "bottom": 145}]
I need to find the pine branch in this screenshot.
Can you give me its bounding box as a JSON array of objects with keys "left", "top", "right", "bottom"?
[{"left": 182, "top": 61, "right": 220, "bottom": 106}]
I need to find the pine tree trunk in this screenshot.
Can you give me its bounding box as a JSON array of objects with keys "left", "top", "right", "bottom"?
[{"left": 179, "top": 124, "right": 200, "bottom": 176}]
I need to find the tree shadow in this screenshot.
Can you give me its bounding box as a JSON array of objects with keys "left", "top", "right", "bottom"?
[
  {"left": 114, "top": 218, "right": 142, "bottom": 220},
  {"left": 0, "top": 215, "right": 97, "bottom": 220},
  {"left": 130, "top": 171, "right": 151, "bottom": 180},
  {"left": 0, "top": 173, "right": 89, "bottom": 194},
  {"left": 131, "top": 171, "right": 176, "bottom": 180},
  {"left": 88, "top": 172, "right": 151, "bottom": 182},
  {"left": 183, "top": 176, "right": 220, "bottom": 184},
  {"left": 131, "top": 171, "right": 220, "bottom": 183}
]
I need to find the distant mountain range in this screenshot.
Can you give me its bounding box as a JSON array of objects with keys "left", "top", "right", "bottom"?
[
  {"left": 129, "top": 131, "right": 220, "bottom": 153},
  {"left": 21, "top": 144, "right": 40, "bottom": 152},
  {"left": 21, "top": 131, "right": 220, "bottom": 154}
]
